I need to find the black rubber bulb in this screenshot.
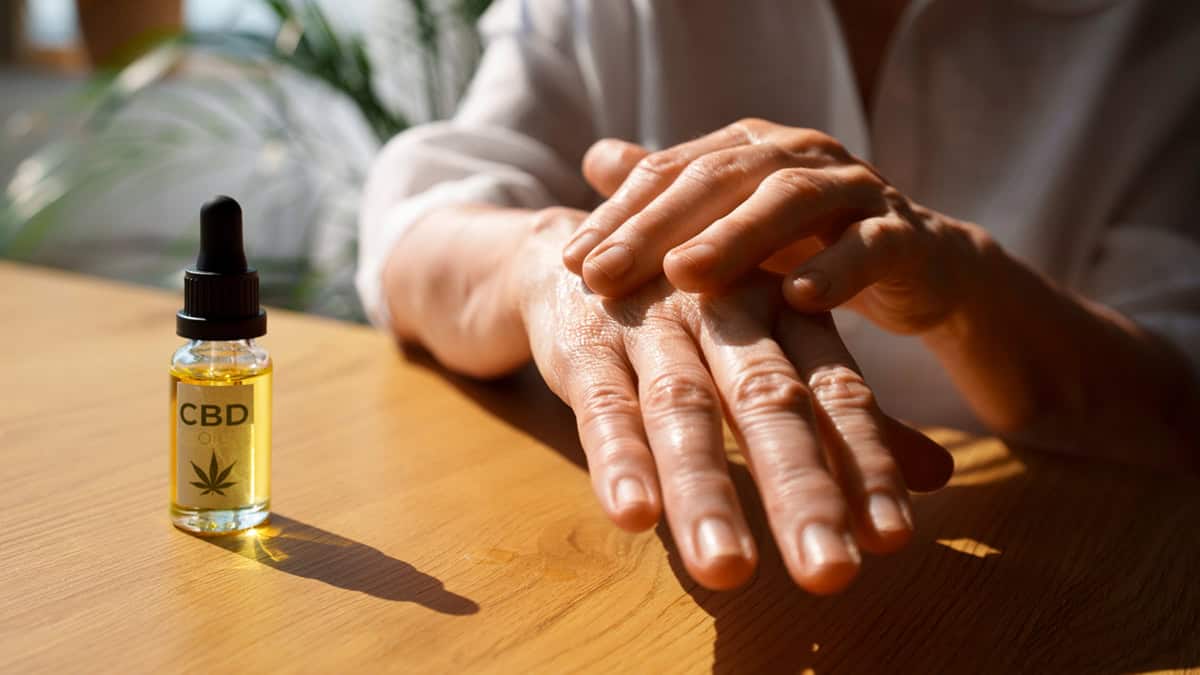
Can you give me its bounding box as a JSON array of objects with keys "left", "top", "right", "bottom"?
[
  {"left": 196, "top": 195, "right": 248, "bottom": 273},
  {"left": 177, "top": 195, "right": 266, "bottom": 340}
]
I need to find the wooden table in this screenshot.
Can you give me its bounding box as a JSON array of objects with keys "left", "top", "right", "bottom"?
[{"left": 1, "top": 261, "right": 1198, "bottom": 673}]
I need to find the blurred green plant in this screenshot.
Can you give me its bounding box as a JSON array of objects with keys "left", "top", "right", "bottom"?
[{"left": 0, "top": 0, "right": 492, "bottom": 320}]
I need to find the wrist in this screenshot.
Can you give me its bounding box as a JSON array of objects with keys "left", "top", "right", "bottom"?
[
  {"left": 385, "top": 204, "right": 552, "bottom": 378},
  {"left": 921, "top": 220, "right": 1004, "bottom": 346},
  {"left": 507, "top": 207, "right": 586, "bottom": 326},
  {"left": 919, "top": 227, "right": 1051, "bottom": 436}
]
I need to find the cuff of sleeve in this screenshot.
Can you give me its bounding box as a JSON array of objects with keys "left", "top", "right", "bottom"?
[{"left": 355, "top": 174, "right": 537, "bottom": 332}]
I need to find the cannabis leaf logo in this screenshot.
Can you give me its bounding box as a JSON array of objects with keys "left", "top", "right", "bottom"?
[{"left": 190, "top": 451, "right": 237, "bottom": 496}]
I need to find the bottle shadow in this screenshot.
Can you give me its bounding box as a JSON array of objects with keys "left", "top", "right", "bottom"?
[
  {"left": 199, "top": 514, "right": 479, "bottom": 616},
  {"left": 407, "top": 352, "right": 1200, "bottom": 672}
]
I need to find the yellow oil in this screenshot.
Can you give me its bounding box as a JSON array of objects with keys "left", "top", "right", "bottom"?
[{"left": 169, "top": 364, "right": 272, "bottom": 534}]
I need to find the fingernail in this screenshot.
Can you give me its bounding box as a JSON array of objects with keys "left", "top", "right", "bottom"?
[
  {"left": 563, "top": 230, "right": 604, "bottom": 265},
  {"left": 613, "top": 477, "right": 649, "bottom": 511},
  {"left": 586, "top": 244, "right": 635, "bottom": 281},
  {"left": 843, "top": 532, "right": 862, "bottom": 565},
  {"left": 800, "top": 523, "right": 858, "bottom": 570},
  {"left": 868, "top": 493, "right": 912, "bottom": 535},
  {"left": 696, "top": 517, "right": 743, "bottom": 562},
  {"left": 790, "top": 270, "right": 830, "bottom": 299},
  {"left": 669, "top": 243, "right": 719, "bottom": 275}
]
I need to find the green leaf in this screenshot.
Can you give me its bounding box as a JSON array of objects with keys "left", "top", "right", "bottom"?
[
  {"left": 263, "top": 0, "right": 292, "bottom": 22},
  {"left": 191, "top": 461, "right": 210, "bottom": 483},
  {"left": 216, "top": 460, "right": 236, "bottom": 484},
  {"left": 186, "top": 451, "right": 238, "bottom": 495}
]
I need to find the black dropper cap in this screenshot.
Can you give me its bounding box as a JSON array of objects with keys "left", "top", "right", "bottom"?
[{"left": 176, "top": 196, "right": 267, "bottom": 340}]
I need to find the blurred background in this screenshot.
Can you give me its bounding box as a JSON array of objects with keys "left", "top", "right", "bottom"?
[{"left": 0, "top": 0, "right": 492, "bottom": 320}]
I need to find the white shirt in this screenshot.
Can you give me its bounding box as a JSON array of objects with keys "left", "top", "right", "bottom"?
[{"left": 358, "top": 0, "right": 1200, "bottom": 431}]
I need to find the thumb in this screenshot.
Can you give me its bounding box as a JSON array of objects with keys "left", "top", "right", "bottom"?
[
  {"left": 884, "top": 417, "right": 955, "bottom": 492},
  {"left": 582, "top": 138, "right": 649, "bottom": 198}
]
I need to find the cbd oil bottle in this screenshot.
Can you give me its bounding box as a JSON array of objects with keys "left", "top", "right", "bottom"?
[{"left": 169, "top": 196, "right": 272, "bottom": 534}]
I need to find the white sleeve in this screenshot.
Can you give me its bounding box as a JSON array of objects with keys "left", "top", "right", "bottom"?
[
  {"left": 1076, "top": 101, "right": 1200, "bottom": 379},
  {"left": 356, "top": 0, "right": 602, "bottom": 330},
  {"left": 1079, "top": 224, "right": 1200, "bottom": 378}
]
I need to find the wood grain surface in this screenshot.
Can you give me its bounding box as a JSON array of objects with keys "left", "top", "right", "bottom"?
[{"left": 1, "top": 261, "right": 1197, "bottom": 674}]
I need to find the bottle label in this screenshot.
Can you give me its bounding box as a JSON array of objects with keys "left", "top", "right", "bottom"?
[{"left": 175, "top": 382, "right": 255, "bottom": 508}]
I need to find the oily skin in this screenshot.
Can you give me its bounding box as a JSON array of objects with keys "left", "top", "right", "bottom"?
[
  {"left": 382, "top": 202, "right": 953, "bottom": 592},
  {"left": 515, "top": 209, "right": 953, "bottom": 591},
  {"left": 559, "top": 118, "right": 1200, "bottom": 465},
  {"left": 563, "top": 118, "right": 983, "bottom": 335}
]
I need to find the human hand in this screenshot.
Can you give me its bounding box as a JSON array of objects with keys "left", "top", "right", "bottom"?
[
  {"left": 562, "top": 119, "right": 992, "bottom": 334},
  {"left": 518, "top": 208, "right": 953, "bottom": 592}
]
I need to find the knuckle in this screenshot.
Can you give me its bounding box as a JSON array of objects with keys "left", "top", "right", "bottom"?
[
  {"left": 642, "top": 371, "right": 718, "bottom": 417},
  {"left": 765, "top": 467, "right": 845, "bottom": 518},
  {"left": 809, "top": 366, "right": 876, "bottom": 413},
  {"left": 842, "top": 164, "right": 884, "bottom": 190},
  {"left": 856, "top": 453, "right": 902, "bottom": 482},
  {"left": 640, "top": 304, "right": 682, "bottom": 327},
  {"left": 799, "top": 128, "right": 835, "bottom": 147},
  {"left": 559, "top": 322, "right": 617, "bottom": 357},
  {"left": 668, "top": 466, "right": 735, "bottom": 500},
  {"left": 878, "top": 182, "right": 902, "bottom": 200},
  {"left": 634, "top": 151, "right": 686, "bottom": 181},
  {"left": 761, "top": 141, "right": 797, "bottom": 165},
  {"left": 881, "top": 184, "right": 906, "bottom": 204},
  {"left": 577, "top": 380, "right": 641, "bottom": 420},
  {"left": 732, "top": 117, "right": 770, "bottom": 140},
  {"left": 589, "top": 437, "right": 648, "bottom": 468},
  {"left": 680, "top": 154, "right": 733, "bottom": 187},
  {"left": 730, "top": 367, "right": 812, "bottom": 417},
  {"left": 862, "top": 219, "right": 911, "bottom": 260},
  {"left": 735, "top": 116, "right": 768, "bottom": 128},
  {"left": 795, "top": 128, "right": 840, "bottom": 152},
  {"left": 764, "top": 168, "right": 821, "bottom": 199}
]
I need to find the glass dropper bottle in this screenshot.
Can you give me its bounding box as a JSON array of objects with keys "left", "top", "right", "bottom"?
[{"left": 169, "top": 196, "right": 272, "bottom": 534}]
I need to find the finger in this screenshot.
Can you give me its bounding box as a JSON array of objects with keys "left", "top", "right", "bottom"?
[
  {"left": 882, "top": 416, "right": 955, "bottom": 493},
  {"left": 582, "top": 143, "right": 813, "bottom": 298},
  {"left": 624, "top": 319, "right": 757, "bottom": 590},
  {"left": 582, "top": 138, "right": 649, "bottom": 198},
  {"left": 782, "top": 215, "right": 911, "bottom": 313},
  {"left": 697, "top": 295, "right": 860, "bottom": 594},
  {"left": 559, "top": 347, "right": 663, "bottom": 532},
  {"left": 665, "top": 165, "right": 888, "bottom": 293},
  {"left": 777, "top": 312, "right": 951, "bottom": 553},
  {"left": 562, "top": 124, "right": 753, "bottom": 274}
]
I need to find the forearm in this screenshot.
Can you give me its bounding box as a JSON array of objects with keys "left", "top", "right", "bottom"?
[
  {"left": 381, "top": 205, "right": 538, "bottom": 378},
  {"left": 924, "top": 233, "right": 1200, "bottom": 468}
]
